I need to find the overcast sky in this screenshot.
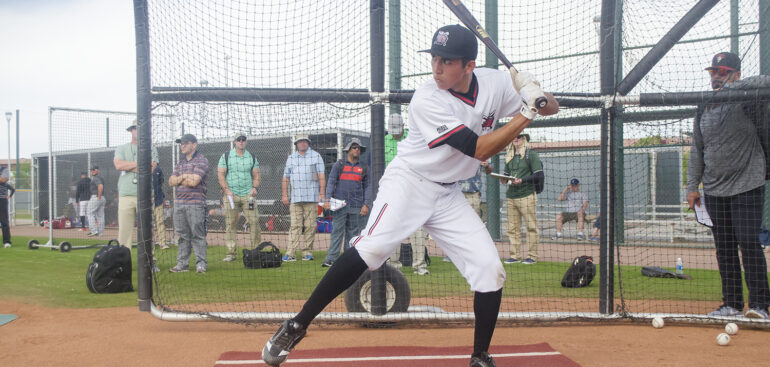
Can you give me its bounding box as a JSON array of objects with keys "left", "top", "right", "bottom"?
[{"left": 0, "top": 0, "right": 136, "bottom": 158}]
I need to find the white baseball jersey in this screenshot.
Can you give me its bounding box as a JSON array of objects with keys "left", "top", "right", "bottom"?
[
  {"left": 398, "top": 68, "right": 522, "bottom": 183},
  {"left": 350, "top": 68, "right": 523, "bottom": 293}
]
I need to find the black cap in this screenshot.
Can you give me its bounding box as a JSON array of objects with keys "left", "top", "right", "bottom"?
[
  {"left": 90, "top": 166, "right": 99, "bottom": 171},
  {"left": 570, "top": 178, "right": 580, "bottom": 185},
  {"left": 419, "top": 24, "right": 477, "bottom": 60},
  {"left": 517, "top": 133, "right": 530, "bottom": 142},
  {"left": 706, "top": 52, "right": 741, "bottom": 71},
  {"left": 175, "top": 134, "right": 198, "bottom": 144},
  {"left": 80, "top": 171, "right": 88, "bottom": 176}
]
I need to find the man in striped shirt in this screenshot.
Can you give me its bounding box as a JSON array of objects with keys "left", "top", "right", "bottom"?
[{"left": 168, "top": 134, "right": 210, "bottom": 274}]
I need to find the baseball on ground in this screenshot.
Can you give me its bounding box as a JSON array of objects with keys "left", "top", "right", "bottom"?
[
  {"left": 716, "top": 332, "right": 731, "bottom": 346},
  {"left": 725, "top": 323, "right": 739, "bottom": 335},
  {"left": 651, "top": 317, "right": 664, "bottom": 329}
]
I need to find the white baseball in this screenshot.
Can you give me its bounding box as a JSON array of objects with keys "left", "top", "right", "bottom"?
[
  {"left": 651, "top": 317, "right": 664, "bottom": 329},
  {"left": 717, "top": 332, "right": 731, "bottom": 346},
  {"left": 725, "top": 323, "right": 739, "bottom": 335}
]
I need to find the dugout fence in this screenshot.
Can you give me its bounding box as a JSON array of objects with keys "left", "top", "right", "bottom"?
[{"left": 125, "top": 0, "right": 770, "bottom": 326}]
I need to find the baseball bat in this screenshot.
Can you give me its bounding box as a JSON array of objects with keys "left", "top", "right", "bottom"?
[{"left": 442, "top": 0, "right": 548, "bottom": 109}]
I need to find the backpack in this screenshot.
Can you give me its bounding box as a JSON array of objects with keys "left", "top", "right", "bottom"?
[
  {"left": 86, "top": 245, "right": 133, "bottom": 293},
  {"left": 523, "top": 149, "right": 544, "bottom": 194},
  {"left": 561, "top": 255, "right": 596, "bottom": 288},
  {"left": 398, "top": 243, "right": 431, "bottom": 267},
  {"left": 243, "top": 241, "right": 283, "bottom": 269}
]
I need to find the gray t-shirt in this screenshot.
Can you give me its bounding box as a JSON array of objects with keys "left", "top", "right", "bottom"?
[
  {"left": 565, "top": 190, "right": 588, "bottom": 212},
  {"left": 687, "top": 75, "right": 770, "bottom": 197},
  {"left": 90, "top": 175, "right": 105, "bottom": 198},
  {"left": 0, "top": 167, "right": 8, "bottom": 198}
]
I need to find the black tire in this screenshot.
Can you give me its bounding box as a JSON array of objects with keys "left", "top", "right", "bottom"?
[
  {"left": 344, "top": 264, "right": 411, "bottom": 313},
  {"left": 59, "top": 242, "right": 72, "bottom": 253},
  {"left": 28, "top": 239, "right": 39, "bottom": 250}
]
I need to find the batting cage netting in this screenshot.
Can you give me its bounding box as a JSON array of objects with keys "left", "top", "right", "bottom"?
[{"left": 32, "top": 0, "right": 770, "bottom": 326}]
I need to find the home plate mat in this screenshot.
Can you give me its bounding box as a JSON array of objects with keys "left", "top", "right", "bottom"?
[{"left": 215, "top": 342, "right": 581, "bottom": 366}]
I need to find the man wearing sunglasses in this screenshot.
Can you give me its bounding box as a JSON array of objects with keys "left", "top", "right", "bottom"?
[
  {"left": 217, "top": 132, "right": 261, "bottom": 262},
  {"left": 687, "top": 52, "right": 770, "bottom": 319}
]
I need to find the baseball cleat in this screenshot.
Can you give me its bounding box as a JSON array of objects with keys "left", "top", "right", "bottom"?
[
  {"left": 262, "top": 319, "right": 307, "bottom": 366},
  {"left": 470, "top": 351, "right": 496, "bottom": 367}
]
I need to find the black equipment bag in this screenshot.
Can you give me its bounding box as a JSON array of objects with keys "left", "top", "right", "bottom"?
[
  {"left": 398, "top": 243, "right": 431, "bottom": 267},
  {"left": 561, "top": 255, "right": 596, "bottom": 288},
  {"left": 243, "top": 241, "right": 283, "bottom": 269},
  {"left": 86, "top": 244, "right": 133, "bottom": 293}
]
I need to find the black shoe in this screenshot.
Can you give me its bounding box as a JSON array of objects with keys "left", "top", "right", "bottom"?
[
  {"left": 321, "top": 260, "right": 333, "bottom": 267},
  {"left": 470, "top": 351, "right": 496, "bottom": 367},
  {"left": 262, "top": 319, "right": 307, "bottom": 366}
]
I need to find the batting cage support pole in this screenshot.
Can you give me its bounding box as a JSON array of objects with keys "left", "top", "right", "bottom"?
[
  {"left": 369, "top": 0, "right": 388, "bottom": 316},
  {"left": 598, "top": 0, "right": 617, "bottom": 315},
  {"left": 615, "top": 0, "right": 719, "bottom": 96},
  {"left": 134, "top": 0, "right": 153, "bottom": 312},
  {"left": 484, "top": 0, "right": 501, "bottom": 241}
]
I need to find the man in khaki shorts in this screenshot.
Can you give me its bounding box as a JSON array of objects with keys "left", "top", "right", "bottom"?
[
  {"left": 218, "top": 131, "right": 261, "bottom": 262},
  {"left": 552, "top": 178, "right": 588, "bottom": 241}
]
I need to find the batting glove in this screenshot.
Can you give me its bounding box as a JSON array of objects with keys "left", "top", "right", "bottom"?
[{"left": 519, "top": 83, "right": 544, "bottom": 120}]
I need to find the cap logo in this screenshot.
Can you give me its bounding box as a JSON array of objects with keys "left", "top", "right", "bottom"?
[
  {"left": 716, "top": 54, "right": 724, "bottom": 63},
  {"left": 435, "top": 31, "right": 449, "bottom": 47}
]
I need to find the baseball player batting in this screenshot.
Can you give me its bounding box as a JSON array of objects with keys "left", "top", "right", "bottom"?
[{"left": 262, "top": 24, "right": 559, "bottom": 367}]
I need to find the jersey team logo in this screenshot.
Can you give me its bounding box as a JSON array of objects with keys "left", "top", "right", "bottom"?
[
  {"left": 437, "top": 124, "right": 449, "bottom": 134},
  {"left": 481, "top": 111, "right": 496, "bottom": 131},
  {"left": 434, "top": 31, "right": 449, "bottom": 46}
]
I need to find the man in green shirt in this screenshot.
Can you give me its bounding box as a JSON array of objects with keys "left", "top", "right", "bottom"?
[
  {"left": 500, "top": 133, "right": 542, "bottom": 265},
  {"left": 384, "top": 113, "right": 407, "bottom": 166},
  {"left": 113, "top": 120, "right": 159, "bottom": 250},
  {"left": 217, "top": 132, "right": 261, "bottom": 262}
]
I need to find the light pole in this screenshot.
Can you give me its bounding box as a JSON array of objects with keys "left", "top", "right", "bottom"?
[
  {"left": 4, "top": 112, "right": 11, "bottom": 226},
  {"left": 200, "top": 80, "right": 208, "bottom": 139}
]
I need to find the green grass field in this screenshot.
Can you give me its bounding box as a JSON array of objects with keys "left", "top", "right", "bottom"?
[{"left": 0, "top": 235, "right": 726, "bottom": 310}]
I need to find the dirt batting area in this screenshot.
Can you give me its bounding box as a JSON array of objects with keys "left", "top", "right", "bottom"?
[{"left": 1, "top": 300, "right": 769, "bottom": 367}]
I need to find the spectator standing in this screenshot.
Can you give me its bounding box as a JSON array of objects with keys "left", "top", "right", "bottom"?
[
  {"left": 218, "top": 132, "right": 261, "bottom": 262},
  {"left": 75, "top": 171, "right": 91, "bottom": 230},
  {"left": 321, "top": 138, "right": 371, "bottom": 267},
  {"left": 687, "top": 52, "right": 770, "bottom": 319},
  {"left": 552, "top": 178, "right": 588, "bottom": 240},
  {"left": 152, "top": 165, "right": 169, "bottom": 249},
  {"left": 168, "top": 134, "right": 210, "bottom": 273},
  {"left": 86, "top": 166, "right": 105, "bottom": 237},
  {"left": 282, "top": 134, "right": 325, "bottom": 261},
  {"left": 0, "top": 165, "right": 11, "bottom": 248},
  {"left": 113, "top": 121, "right": 159, "bottom": 248},
  {"left": 501, "top": 133, "right": 542, "bottom": 264}
]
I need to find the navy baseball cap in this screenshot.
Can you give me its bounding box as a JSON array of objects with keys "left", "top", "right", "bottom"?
[
  {"left": 706, "top": 52, "right": 741, "bottom": 71},
  {"left": 175, "top": 134, "right": 198, "bottom": 144},
  {"left": 419, "top": 24, "right": 477, "bottom": 60},
  {"left": 570, "top": 178, "right": 580, "bottom": 185}
]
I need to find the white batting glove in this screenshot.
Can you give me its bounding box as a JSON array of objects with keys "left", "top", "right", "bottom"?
[
  {"left": 509, "top": 68, "right": 539, "bottom": 92},
  {"left": 519, "top": 83, "right": 545, "bottom": 120}
]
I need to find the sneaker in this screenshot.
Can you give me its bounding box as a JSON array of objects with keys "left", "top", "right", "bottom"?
[
  {"left": 470, "top": 351, "right": 496, "bottom": 367},
  {"left": 589, "top": 236, "right": 600, "bottom": 242},
  {"left": 160, "top": 243, "right": 170, "bottom": 250},
  {"left": 745, "top": 307, "right": 769, "bottom": 319},
  {"left": 196, "top": 266, "right": 206, "bottom": 274},
  {"left": 168, "top": 266, "right": 188, "bottom": 273},
  {"left": 577, "top": 233, "right": 586, "bottom": 241},
  {"left": 503, "top": 257, "right": 520, "bottom": 264},
  {"left": 262, "top": 319, "right": 307, "bottom": 366},
  {"left": 302, "top": 254, "right": 314, "bottom": 261},
  {"left": 442, "top": 256, "right": 452, "bottom": 262},
  {"left": 551, "top": 233, "right": 563, "bottom": 240},
  {"left": 152, "top": 263, "right": 160, "bottom": 273},
  {"left": 3, "top": 243, "right": 10, "bottom": 249},
  {"left": 414, "top": 268, "right": 430, "bottom": 275},
  {"left": 223, "top": 255, "right": 235, "bottom": 262},
  {"left": 522, "top": 258, "right": 537, "bottom": 265},
  {"left": 87, "top": 232, "right": 98, "bottom": 237},
  {"left": 707, "top": 304, "right": 742, "bottom": 317},
  {"left": 282, "top": 255, "right": 296, "bottom": 262},
  {"left": 321, "top": 260, "right": 333, "bottom": 267}
]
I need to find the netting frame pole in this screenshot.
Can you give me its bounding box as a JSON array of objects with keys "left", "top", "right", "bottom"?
[
  {"left": 598, "top": 0, "right": 617, "bottom": 315},
  {"left": 388, "top": 0, "right": 401, "bottom": 117},
  {"left": 134, "top": 0, "right": 153, "bottom": 312},
  {"left": 47, "top": 108, "right": 54, "bottom": 247},
  {"left": 613, "top": 0, "right": 625, "bottom": 245},
  {"left": 484, "top": 0, "right": 501, "bottom": 241},
  {"left": 760, "top": 0, "right": 770, "bottom": 227},
  {"left": 369, "top": 0, "right": 388, "bottom": 316}
]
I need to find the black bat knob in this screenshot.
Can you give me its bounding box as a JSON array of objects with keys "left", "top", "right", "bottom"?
[{"left": 535, "top": 96, "right": 548, "bottom": 109}]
